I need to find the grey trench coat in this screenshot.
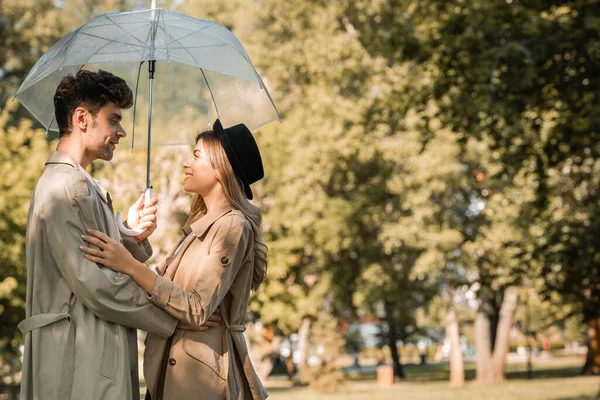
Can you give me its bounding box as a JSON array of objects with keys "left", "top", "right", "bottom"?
[
  {"left": 144, "top": 206, "right": 268, "bottom": 400},
  {"left": 18, "top": 152, "right": 178, "bottom": 400}
]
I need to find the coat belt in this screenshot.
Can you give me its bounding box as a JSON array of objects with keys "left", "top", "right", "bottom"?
[
  {"left": 18, "top": 312, "right": 69, "bottom": 334},
  {"left": 226, "top": 325, "right": 246, "bottom": 332},
  {"left": 18, "top": 312, "right": 76, "bottom": 399},
  {"left": 219, "top": 308, "right": 247, "bottom": 400}
]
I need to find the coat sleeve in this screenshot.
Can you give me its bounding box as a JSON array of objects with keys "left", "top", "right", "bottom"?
[
  {"left": 148, "top": 215, "right": 251, "bottom": 328},
  {"left": 42, "top": 176, "right": 178, "bottom": 338},
  {"left": 122, "top": 235, "right": 153, "bottom": 263}
]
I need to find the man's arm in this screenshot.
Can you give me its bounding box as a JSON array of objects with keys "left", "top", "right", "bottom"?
[{"left": 42, "top": 178, "right": 177, "bottom": 337}]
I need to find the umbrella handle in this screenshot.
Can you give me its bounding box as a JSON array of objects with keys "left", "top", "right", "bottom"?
[{"left": 116, "top": 188, "right": 152, "bottom": 236}]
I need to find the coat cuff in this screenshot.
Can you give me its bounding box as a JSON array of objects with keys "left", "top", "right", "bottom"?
[
  {"left": 122, "top": 236, "right": 153, "bottom": 263},
  {"left": 148, "top": 274, "right": 172, "bottom": 308}
]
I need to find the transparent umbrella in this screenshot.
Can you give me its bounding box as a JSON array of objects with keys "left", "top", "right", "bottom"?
[{"left": 14, "top": 1, "right": 280, "bottom": 235}]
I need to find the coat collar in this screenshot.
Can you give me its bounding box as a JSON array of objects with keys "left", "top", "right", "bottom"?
[
  {"left": 45, "top": 151, "right": 110, "bottom": 205},
  {"left": 45, "top": 151, "right": 79, "bottom": 168},
  {"left": 183, "top": 204, "right": 234, "bottom": 238}
]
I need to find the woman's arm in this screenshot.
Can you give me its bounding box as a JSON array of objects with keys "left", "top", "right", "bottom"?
[
  {"left": 125, "top": 260, "right": 158, "bottom": 293},
  {"left": 148, "top": 215, "right": 251, "bottom": 328},
  {"left": 81, "top": 229, "right": 157, "bottom": 292},
  {"left": 82, "top": 216, "right": 249, "bottom": 329}
]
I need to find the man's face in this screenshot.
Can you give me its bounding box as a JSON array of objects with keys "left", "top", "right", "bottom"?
[{"left": 83, "top": 102, "right": 126, "bottom": 162}]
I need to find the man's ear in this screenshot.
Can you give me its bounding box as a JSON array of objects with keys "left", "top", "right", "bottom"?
[{"left": 73, "top": 107, "right": 88, "bottom": 131}]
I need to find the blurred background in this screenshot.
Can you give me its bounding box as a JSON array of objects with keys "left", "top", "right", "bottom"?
[{"left": 1, "top": 0, "right": 599, "bottom": 399}]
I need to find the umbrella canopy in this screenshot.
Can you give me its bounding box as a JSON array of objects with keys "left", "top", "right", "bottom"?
[
  {"left": 15, "top": 6, "right": 280, "bottom": 235},
  {"left": 15, "top": 7, "right": 280, "bottom": 144}
]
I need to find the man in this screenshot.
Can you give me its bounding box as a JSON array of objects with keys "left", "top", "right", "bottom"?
[{"left": 18, "top": 70, "right": 217, "bottom": 400}]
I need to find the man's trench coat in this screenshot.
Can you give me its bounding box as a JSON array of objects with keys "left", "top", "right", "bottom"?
[{"left": 18, "top": 151, "right": 178, "bottom": 400}]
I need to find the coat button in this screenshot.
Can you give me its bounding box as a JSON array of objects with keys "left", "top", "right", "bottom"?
[
  {"left": 169, "top": 358, "right": 176, "bottom": 366},
  {"left": 220, "top": 256, "right": 229, "bottom": 265}
]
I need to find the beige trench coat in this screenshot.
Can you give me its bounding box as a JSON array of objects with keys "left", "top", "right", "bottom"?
[
  {"left": 144, "top": 205, "right": 268, "bottom": 400},
  {"left": 19, "top": 152, "right": 178, "bottom": 400}
]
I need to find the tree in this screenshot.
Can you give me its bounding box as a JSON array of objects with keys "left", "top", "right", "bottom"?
[
  {"left": 358, "top": 0, "right": 600, "bottom": 378},
  {"left": 0, "top": 101, "right": 53, "bottom": 383},
  {"left": 414, "top": 0, "right": 600, "bottom": 375}
]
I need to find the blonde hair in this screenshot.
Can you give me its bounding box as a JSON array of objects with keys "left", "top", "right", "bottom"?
[{"left": 184, "top": 131, "right": 267, "bottom": 291}]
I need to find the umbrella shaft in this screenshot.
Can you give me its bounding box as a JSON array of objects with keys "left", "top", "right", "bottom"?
[{"left": 146, "top": 60, "right": 156, "bottom": 190}]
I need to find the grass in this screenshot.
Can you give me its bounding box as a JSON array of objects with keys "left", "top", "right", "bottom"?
[
  {"left": 263, "top": 355, "right": 600, "bottom": 400},
  {"left": 347, "top": 354, "right": 585, "bottom": 382}
]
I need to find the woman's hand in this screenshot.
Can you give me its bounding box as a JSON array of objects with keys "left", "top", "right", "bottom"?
[{"left": 80, "top": 229, "right": 139, "bottom": 274}]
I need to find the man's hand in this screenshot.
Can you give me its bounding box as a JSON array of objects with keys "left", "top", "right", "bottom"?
[
  {"left": 178, "top": 309, "right": 221, "bottom": 332},
  {"left": 125, "top": 191, "right": 158, "bottom": 242}
]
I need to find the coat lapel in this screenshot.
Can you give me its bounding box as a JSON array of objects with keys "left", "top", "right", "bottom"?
[
  {"left": 45, "top": 151, "right": 113, "bottom": 208},
  {"left": 160, "top": 234, "right": 197, "bottom": 280}
]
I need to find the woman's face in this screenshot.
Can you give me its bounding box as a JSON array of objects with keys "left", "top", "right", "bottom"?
[{"left": 183, "top": 139, "right": 219, "bottom": 195}]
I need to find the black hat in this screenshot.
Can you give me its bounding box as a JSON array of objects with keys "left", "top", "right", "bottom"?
[{"left": 213, "top": 119, "right": 264, "bottom": 200}]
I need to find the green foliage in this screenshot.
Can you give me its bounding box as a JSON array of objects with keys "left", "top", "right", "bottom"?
[
  {"left": 385, "top": 0, "right": 600, "bottom": 322},
  {"left": 1, "top": 0, "right": 599, "bottom": 384},
  {"left": 0, "top": 101, "right": 53, "bottom": 383}
]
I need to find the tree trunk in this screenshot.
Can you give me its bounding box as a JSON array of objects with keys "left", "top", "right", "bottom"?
[
  {"left": 387, "top": 319, "right": 405, "bottom": 379},
  {"left": 475, "top": 310, "right": 493, "bottom": 384},
  {"left": 582, "top": 318, "right": 600, "bottom": 375},
  {"left": 491, "top": 287, "right": 518, "bottom": 382},
  {"left": 445, "top": 301, "right": 464, "bottom": 387},
  {"left": 475, "top": 287, "right": 518, "bottom": 384},
  {"left": 297, "top": 317, "right": 312, "bottom": 370}
]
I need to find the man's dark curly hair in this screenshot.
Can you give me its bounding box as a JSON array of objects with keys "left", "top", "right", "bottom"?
[{"left": 53, "top": 69, "right": 133, "bottom": 137}]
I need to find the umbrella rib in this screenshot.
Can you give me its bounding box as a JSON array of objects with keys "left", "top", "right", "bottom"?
[
  {"left": 93, "top": 49, "right": 149, "bottom": 56},
  {"left": 103, "top": 14, "right": 151, "bottom": 50},
  {"left": 159, "top": 10, "right": 170, "bottom": 62},
  {"left": 76, "top": 20, "right": 148, "bottom": 30},
  {"left": 162, "top": 44, "right": 229, "bottom": 50},
  {"left": 194, "top": 28, "right": 255, "bottom": 69},
  {"left": 140, "top": 14, "right": 156, "bottom": 61},
  {"left": 162, "top": 12, "right": 217, "bottom": 33},
  {"left": 161, "top": 28, "right": 205, "bottom": 70},
  {"left": 77, "top": 31, "right": 147, "bottom": 50},
  {"left": 156, "top": 19, "right": 252, "bottom": 70},
  {"left": 58, "top": 13, "right": 110, "bottom": 70},
  {"left": 155, "top": 17, "right": 256, "bottom": 76},
  {"left": 59, "top": 27, "right": 86, "bottom": 70},
  {"left": 73, "top": 19, "right": 156, "bottom": 67},
  {"left": 161, "top": 23, "right": 216, "bottom": 48},
  {"left": 257, "top": 74, "right": 282, "bottom": 122},
  {"left": 107, "top": 11, "right": 151, "bottom": 24},
  {"left": 72, "top": 33, "right": 146, "bottom": 68},
  {"left": 159, "top": 15, "right": 223, "bottom": 114},
  {"left": 99, "top": 9, "right": 152, "bottom": 21},
  {"left": 131, "top": 61, "right": 144, "bottom": 151},
  {"left": 15, "top": 31, "right": 76, "bottom": 96},
  {"left": 200, "top": 69, "right": 220, "bottom": 121},
  {"left": 156, "top": 20, "right": 200, "bottom": 35}
]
